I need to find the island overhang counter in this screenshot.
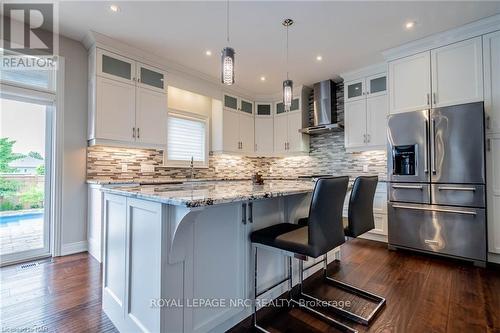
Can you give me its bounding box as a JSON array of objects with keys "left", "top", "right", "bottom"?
[{"left": 100, "top": 180, "right": 341, "bottom": 333}]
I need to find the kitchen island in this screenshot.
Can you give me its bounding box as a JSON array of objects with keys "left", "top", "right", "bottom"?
[{"left": 100, "top": 180, "right": 341, "bottom": 333}]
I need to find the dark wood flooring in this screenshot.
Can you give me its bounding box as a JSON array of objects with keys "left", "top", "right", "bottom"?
[{"left": 1, "top": 239, "right": 499, "bottom": 333}]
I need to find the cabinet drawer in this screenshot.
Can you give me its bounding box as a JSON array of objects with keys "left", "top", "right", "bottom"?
[
  {"left": 388, "top": 203, "right": 486, "bottom": 261},
  {"left": 431, "top": 184, "right": 485, "bottom": 208},
  {"left": 389, "top": 183, "right": 430, "bottom": 204}
]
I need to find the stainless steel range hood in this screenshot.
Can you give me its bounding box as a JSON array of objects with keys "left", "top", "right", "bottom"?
[{"left": 299, "top": 80, "right": 343, "bottom": 134}]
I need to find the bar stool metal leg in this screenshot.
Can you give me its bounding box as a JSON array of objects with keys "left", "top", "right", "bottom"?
[{"left": 288, "top": 258, "right": 358, "bottom": 333}]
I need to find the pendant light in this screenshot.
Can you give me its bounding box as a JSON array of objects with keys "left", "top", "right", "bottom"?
[
  {"left": 282, "top": 18, "right": 293, "bottom": 111},
  {"left": 221, "top": 0, "right": 235, "bottom": 85}
]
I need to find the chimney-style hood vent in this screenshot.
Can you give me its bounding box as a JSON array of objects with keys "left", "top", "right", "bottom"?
[{"left": 299, "top": 80, "right": 343, "bottom": 135}]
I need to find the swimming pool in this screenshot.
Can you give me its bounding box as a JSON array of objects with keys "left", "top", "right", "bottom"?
[{"left": 0, "top": 212, "right": 44, "bottom": 224}]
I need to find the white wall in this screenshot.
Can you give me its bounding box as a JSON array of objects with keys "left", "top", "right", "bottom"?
[{"left": 59, "top": 36, "right": 88, "bottom": 253}]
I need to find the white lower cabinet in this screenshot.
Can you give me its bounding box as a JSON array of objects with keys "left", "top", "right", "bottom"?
[
  {"left": 102, "top": 194, "right": 163, "bottom": 333},
  {"left": 88, "top": 184, "right": 104, "bottom": 263},
  {"left": 484, "top": 30, "right": 500, "bottom": 135}
]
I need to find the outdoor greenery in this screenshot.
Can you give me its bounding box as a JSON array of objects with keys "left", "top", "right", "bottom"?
[
  {"left": 0, "top": 138, "right": 24, "bottom": 172},
  {"left": 20, "top": 186, "right": 44, "bottom": 209},
  {"left": 0, "top": 137, "right": 45, "bottom": 211}
]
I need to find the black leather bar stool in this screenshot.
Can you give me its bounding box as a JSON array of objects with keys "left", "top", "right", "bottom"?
[
  {"left": 298, "top": 175, "right": 386, "bottom": 326},
  {"left": 250, "top": 176, "right": 356, "bottom": 333}
]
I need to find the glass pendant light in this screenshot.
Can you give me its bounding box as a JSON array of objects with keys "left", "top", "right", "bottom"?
[
  {"left": 221, "top": 0, "right": 234, "bottom": 85},
  {"left": 282, "top": 19, "right": 293, "bottom": 111}
]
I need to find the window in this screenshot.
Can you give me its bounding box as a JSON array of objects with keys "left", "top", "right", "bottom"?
[{"left": 166, "top": 111, "right": 208, "bottom": 167}]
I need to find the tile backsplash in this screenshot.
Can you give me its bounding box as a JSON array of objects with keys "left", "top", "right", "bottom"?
[{"left": 87, "top": 83, "right": 387, "bottom": 182}]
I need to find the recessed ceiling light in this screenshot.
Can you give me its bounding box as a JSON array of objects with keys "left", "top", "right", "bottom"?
[
  {"left": 316, "top": 55, "right": 323, "bottom": 61},
  {"left": 260, "top": 76, "right": 266, "bottom": 81},
  {"left": 405, "top": 21, "right": 416, "bottom": 30},
  {"left": 205, "top": 50, "right": 212, "bottom": 56},
  {"left": 109, "top": 4, "right": 119, "bottom": 12}
]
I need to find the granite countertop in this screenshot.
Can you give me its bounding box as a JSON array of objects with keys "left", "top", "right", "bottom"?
[{"left": 100, "top": 180, "right": 315, "bottom": 207}]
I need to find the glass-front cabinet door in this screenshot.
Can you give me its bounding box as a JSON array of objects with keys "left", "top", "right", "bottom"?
[
  {"left": 345, "top": 79, "right": 365, "bottom": 102},
  {"left": 138, "top": 63, "right": 165, "bottom": 92},
  {"left": 367, "top": 73, "right": 387, "bottom": 98},
  {"left": 240, "top": 99, "right": 254, "bottom": 114},
  {"left": 290, "top": 98, "right": 300, "bottom": 111},
  {"left": 97, "top": 49, "right": 135, "bottom": 84},
  {"left": 275, "top": 102, "right": 286, "bottom": 114},
  {"left": 223, "top": 94, "right": 238, "bottom": 112},
  {"left": 256, "top": 103, "right": 272, "bottom": 116}
]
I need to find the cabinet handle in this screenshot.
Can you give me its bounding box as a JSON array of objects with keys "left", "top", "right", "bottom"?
[
  {"left": 433, "top": 92, "right": 437, "bottom": 105},
  {"left": 437, "top": 186, "right": 476, "bottom": 192},
  {"left": 363, "top": 134, "right": 366, "bottom": 143},
  {"left": 284, "top": 142, "right": 287, "bottom": 150},
  {"left": 486, "top": 116, "right": 491, "bottom": 130},
  {"left": 242, "top": 203, "right": 247, "bottom": 225},
  {"left": 487, "top": 138, "right": 491, "bottom": 152},
  {"left": 248, "top": 202, "right": 253, "bottom": 223},
  {"left": 367, "top": 134, "right": 371, "bottom": 143},
  {"left": 132, "top": 127, "right": 136, "bottom": 138},
  {"left": 241, "top": 141, "right": 243, "bottom": 149},
  {"left": 137, "top": 128, "right": 140, "bottom": 139},
  {"left": 426, "top": 93, "right": 430, "bottom": 106}
]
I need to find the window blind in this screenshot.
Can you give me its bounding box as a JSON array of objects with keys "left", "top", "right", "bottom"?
[{"left": 167, "top": 115, "right": 206, "bottom": 163}]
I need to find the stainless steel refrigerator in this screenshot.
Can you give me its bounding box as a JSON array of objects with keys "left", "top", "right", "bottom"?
[{"left": 387, "top": 102, "right": 486, "bottom": 264}]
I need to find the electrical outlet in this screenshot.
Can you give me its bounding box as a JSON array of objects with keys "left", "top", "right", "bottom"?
[
  {"left": 363, "top": 164, "right": 369, "bottom": 172},
  {"left": 141, "top": 164, "right": 155, "bottom": 173},
  {"left": 121, "top": 164, "right": 128, "bottom": 172}
]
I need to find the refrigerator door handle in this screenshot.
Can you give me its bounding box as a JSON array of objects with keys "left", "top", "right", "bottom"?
[
  {"left": 392, "top": 185, "right": 424, "bottom": 190},
  {"left": 437, "top": 186, "right": 476, "bottom": 192},
  {"left": 424, "top": 117, "right": 429, "bottom": 174},
  {"left": 431, "top": 118, "right": 437, "bottom": 174},
  {"left": 392, "top": 204, "right": 477, "bottom": 216}
]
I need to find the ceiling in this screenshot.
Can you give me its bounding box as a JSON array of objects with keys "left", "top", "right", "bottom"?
[{"left": 58, "top": 1, "right": 500, "bottom": 96}]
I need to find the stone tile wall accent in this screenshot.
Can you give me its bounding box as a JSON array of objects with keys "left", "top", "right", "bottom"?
[{"left": 87, "top": 82, "right": 387, "bottom": 182}]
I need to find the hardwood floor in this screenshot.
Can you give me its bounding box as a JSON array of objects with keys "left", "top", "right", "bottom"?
[{"left": 1, "top": 239, "right": 499, "bottom": 333}]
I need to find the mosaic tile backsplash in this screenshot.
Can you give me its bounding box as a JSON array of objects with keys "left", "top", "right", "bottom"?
[{"left": 87, "top": 83, "right": 387, "bottom": 182}]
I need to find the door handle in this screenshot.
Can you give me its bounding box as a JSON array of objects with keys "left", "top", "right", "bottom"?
[
  {"left": 248, "top": 202, "right": 253, "bottom": 223},
  {"left": 437, "top": 186, "right": 476, "bottom": 192},
  {"left": 392, "top": 185, "right": 424, "bottom": 190},
  {"left": 431, "top": 118, "right": 437, "bottom": 174},
  {"left": 132, "top": 127, "right": 136, "bottom": 138},
  {"left": 242, "top": 203, "right": 247, "bottom": 225},
  {"left": 392, "top": 204, "right": 477, "bottom": 216},
  {"left": 424, "top": 118, "right": 429, "bottom": 173}
]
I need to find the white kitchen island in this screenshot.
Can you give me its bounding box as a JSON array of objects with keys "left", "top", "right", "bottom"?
[{"left": 100, "top": 180, "right": 342, "bottom": 333}]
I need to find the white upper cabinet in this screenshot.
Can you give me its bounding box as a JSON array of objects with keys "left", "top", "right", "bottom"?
[
  {"left": 96, "top": 77, "right": 136, "bottom": 142},
  {"left": 343, "top": 64, "right": 388, "bottom": 151},
  {"left": 255, "top": 103, "right": 274, "bottom": 156},
  {"left": 431, "top": 37, "right": 483, "bottom": 108},
  {"left": 388, "top": 51, "right": 431, "bottom": 114},
  {"left": 135, "top": 87, "right": 167, "bottom": 145},
  {"left": 221, "top": 109, "right": 240, "bottom": 153},
  {"left": 484, "top": 31, "right": 500, "bottom": 134},
  {"left": 345, "top": 78, "right": 366, "bottom": 102},
  {"left": 287, "top": 111, "right": 307, "bottom": 153},
  {"left": 273, "top": 98, "right": 309, "bottom": 155},
  {"left": 89, "top": 47, "right": 167, "bottom": 148},
  {"left": 273, "top": 113, "right": 288, "bottom": 154},
  {"left": 366, "top": 94, "right": 388, "bottom": 147},
  {"left": 97, "top": 49, "right": 135, "bottom": 84},
  {"left": 239, "top": 112, "right": 255, "bottom": 154},
  {"left": 137, "top": 63, "right": 166, "bottom": 93},
  {"left": 388, "top": 37, "right": 484, "bottom": 114},
  {"left": 345, "top": 99, "right": 367, "bottom": 149}
]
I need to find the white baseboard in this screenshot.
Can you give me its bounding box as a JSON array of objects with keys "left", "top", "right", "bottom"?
[
  {"left": 488, "top": 252, "right": 500, "bottom": 264},
  {"left": 61, "top": 241, "right": 88, "bottom": 256}
]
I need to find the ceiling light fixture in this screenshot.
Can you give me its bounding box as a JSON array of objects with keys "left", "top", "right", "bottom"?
[
  {"left": 260, "top": 76, "right": 266, "bottom": 81},
  {"left": 316, "top": 55, "right": 323, "bottom": 61},
  {"left": 205, "top": 50, "right": 212, "bottom": 56},
  {"left": 405, "top": 21, "right": 416, "bottom": 29},
  {"left": 109, "top": 4, "right": 119, "bottom": 12},
  {"left": 282, "top": 18, "right": 294, "bottom": 112},
  {"left": 221, "top": 0, "right": 235, "bottom": 85}
]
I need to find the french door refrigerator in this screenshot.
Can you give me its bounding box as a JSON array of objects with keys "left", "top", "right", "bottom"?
[{"left": 387, "top": 102, "right": 486, "bottom": 264}]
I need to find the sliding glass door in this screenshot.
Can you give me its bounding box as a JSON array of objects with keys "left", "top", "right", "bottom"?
[{"left": 0, "top": 97, "right": 53, "bottom": 265}]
